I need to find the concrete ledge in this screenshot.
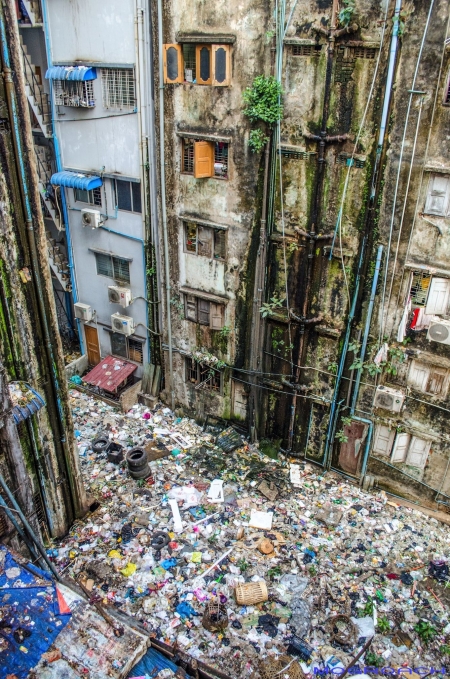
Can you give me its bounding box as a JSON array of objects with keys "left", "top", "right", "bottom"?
[{"left": 65, "top": 354, "right": 88, "bottom": 379}]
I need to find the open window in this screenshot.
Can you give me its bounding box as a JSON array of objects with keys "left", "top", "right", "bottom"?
[
  {"left": 184, "top": 221, "right": 226, "bottom": 260},
  {"left": 184, "top": 294, "right": 225, "bottom": 329},
  {"left": 373, "top": 425, "right": 431, "bottom": 469},
  {"left": 409, "top": 271, "right": 450, "bottom": 316},
  {"left": 182, "top": 139, "right": 229, "bottom": 179},
  {"left": 164, "top": 43, "right": 231, "bottom": 85},
  {"left": 424, "top": 174, "right": 450, "bottom": 216},
  {"left": 186, "top": 358, "right": 222, "bottom": 392}
]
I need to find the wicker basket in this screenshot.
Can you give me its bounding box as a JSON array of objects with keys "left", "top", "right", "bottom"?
[
  {"left": 324, "top": 614, "right": 357, "bottom": 646},
  {"left": 235, "top": 581, "right": 268, "bottom": 605},
  {"left": 202, "top": 598, "right": 228, "bottom": 632},
  {"left": 258, "top": 655, "right": 304, "bottom": 679}
]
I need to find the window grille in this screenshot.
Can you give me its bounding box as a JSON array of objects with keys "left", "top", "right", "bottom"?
[
  {"left": 280, "top": 148, "right": 314, "bottom": 160},
  {"left": 95, "top": 253, "right": 130, "bottom": 283},
  {"left": 183, "top": 139, "right": 194, "bottom": 173},
  {"left": 128, "top": 338, "right": 143, "bottom": 364},
  {"left": 74, "top": 187, "right": 102, "bottom": 206},
  {"left": 102, "top": 69, "right": 136, "bottom": 110},
  {"left": 186, "top": 359, "right": 221, "bottom": 391},
  {"left": 187, "top": 358, "right": 198, "bottom": 383},
  {"left": 214, "top": 142, "right": 228, "bottom": 178},
  {"left": 291, "top": 44, "right": 321, "bottom": 57},
  {"left": 185, "top": 221, "right": 198, "bottom": 253},
  {"left": 410, "top": 271, "right": 431, "bottom": 306},
  {"left": 54, "top": 80, "right": 95, "bottom": 107},
  {"left": 182, "top": 44, "right": 196, "bottom": 82},
  {"left": 337, "top": 153, "right": 366, "bottom": 168}
]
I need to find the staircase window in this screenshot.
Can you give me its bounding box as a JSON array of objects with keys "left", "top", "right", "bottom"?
[
  {"left": 74, "top": 187, "right": 102, "bottom": 206},
  {"left": 54, "top": 80, "right": 95, "bottom": 108},
  {"left": 101, "top": 69, "right": 136, "bottom": 110}
]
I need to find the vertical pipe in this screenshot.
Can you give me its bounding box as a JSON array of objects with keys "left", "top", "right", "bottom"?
[
  {"left": 157, "top": 0, "right": 174, "bottom": 409},
  {"left": 350, "top": 245, "right": 383, "bottom": 413},
  {"left": 377, "top": 0, "right": 402, "bottom": 148},
  {"left": 0, "top": 495, "right": 42, "bottom": 566}
]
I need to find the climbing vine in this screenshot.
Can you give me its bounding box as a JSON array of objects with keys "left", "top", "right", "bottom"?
[
  {"left": 248, "top": 129, "right": 269, "bottom": 153},
  {"left": 243, "top": 76, "right": 283, "bottom": 154}
]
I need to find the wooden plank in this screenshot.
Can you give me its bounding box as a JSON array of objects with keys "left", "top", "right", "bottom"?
[{"left": 152, "top": 365, "right": 161, "bottom": 396}]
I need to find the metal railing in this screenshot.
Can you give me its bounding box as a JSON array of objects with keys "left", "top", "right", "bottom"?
[{"left": 20, "top": 44, "right": 49, "bottom": 129}]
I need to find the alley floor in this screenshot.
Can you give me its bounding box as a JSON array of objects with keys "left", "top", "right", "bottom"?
[{"left": 48, "top": 389, "right": 450, "bottom": 678}]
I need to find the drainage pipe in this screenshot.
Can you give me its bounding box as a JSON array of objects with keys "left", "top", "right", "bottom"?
[
  {"left": 350, "top": 245, "right": 383, "bottom": 413},
  {"left": 0, "top": 473, "right": 60, "bottom": 579},
  {"left": 157, "top": 0, "right": 174, "bottom": 409},
  {"left": 352, "top": 416, "right": 373, "bottom": 482}
]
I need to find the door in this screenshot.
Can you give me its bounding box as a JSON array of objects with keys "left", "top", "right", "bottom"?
[
  {"left": 373, "top": 425, "right": 395, "bottom": 456},
  {"left": 425, "top": 278, "right": 450, "bottom": 316},
  {"left": 391, "top": 432, "right": 411, "bottom": 463},
  {"left": 85, "top": 325, "right": 101, "bottom": 366},
  {"left": 406, "top": 437, "right": 431, "bottom": 469},
  {"left": 338, "top": 422, "right": 367, "bottom": 476}
]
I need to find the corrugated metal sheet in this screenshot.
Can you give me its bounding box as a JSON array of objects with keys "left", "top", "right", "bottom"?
[
  {"left": 8, "top": 382, "right": 45, "bottom": 424},
  {"left": 45, "top": 65, "right": 97, "bottom": 81},
  {"left": 83, "top": 355, "right": 137, "bottom": 394},
  {"left": 50, "top": 171, "right": 102, "bottom": 190}
]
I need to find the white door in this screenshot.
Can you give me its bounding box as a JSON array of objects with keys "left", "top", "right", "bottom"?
[
  {"left": 391, "top": 433, "right": 411, "bottom": 463},
  {"left": 408, "top": 361, "right": 429, "bottom": 391},
  {"left": 425, "top": 278, "right": 450, "bottom": 316},
  {"left": 425, "top": 175, "right": 450, "bottom": 216},
  {"left": 406, "top": 437, "right": 431, "bottom": 469},
  {"left": 373, "top": 425, "right": 395, "bottom": 456}
]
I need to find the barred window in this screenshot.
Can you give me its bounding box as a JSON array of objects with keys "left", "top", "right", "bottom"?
[
  {"left": 95, "top": 253, "right": 130, "bottom": 283},
  {"left": 183, "top": 139, "right": 195, "bottom": 173},
  {"left": 291, "top": 44, "right": 321, "bottom": 56},
  {"left": 185, "top": 358, "right": 222, "bottom": 392},
  {"left": 410, "top": 271, "right": 431, "bottom": 306},
  {"left": 101, "top": 69, "right": 136, "bottom": 110},
  {"left": 54, "top": 80, "right": 95, "bottom": 107},
  {"left": 111, "top": 333, "right": 143, "bottom": 364},
  {"left": 74, "top": 187, "right": 102, "bottom": 206},
  {"left": 183, "top": 221, "right": 226, "bottom": 260},
  {"left": 182, "top": 138, "right": 228, "bottom": 179}
]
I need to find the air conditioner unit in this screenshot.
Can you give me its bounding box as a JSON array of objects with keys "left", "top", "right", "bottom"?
[
  {"left": 81, "top": 209, "right": 102, "bottom": 228},
  {"left": 374, "top": 385, "right": 405, "bottom": 413},
  {"left": 108, "top": 286, "right": 132, "bottom": 308},
  {"left": 427, "top": 319, "right": 450, "bottom": 346},
  {"left": 74, "top": 302, "right": 93, "bottom": 322},
  {"left": 111, "top": 312, "right": 135, "bottom": 336}
]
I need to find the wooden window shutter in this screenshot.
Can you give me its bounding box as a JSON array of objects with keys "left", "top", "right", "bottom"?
[
  {"left": 209, "top": 303, "right": 224, "bottom": 330},
  {"left": 198, "top": 298, "right": 210, "bottom": 325},
  {"left": 197, "top": 226, "right": 213, "bottom": 257},
  {"left": 425, "top": 277, "right": 450, "bottom": 315},
  {"left": 212, "top": 45, "right": 231, "bottom": 86},
  {"left": 185, "top": 294, "right": 197, "bottom": 321},
  {"left": 194, "top": 141, "right": 214, "bottom": 178},
  {"left": 196, "top": 45, "right": 212, "bottom": 85},
  {"left": 373, "top": 425, "right": 395, "bottom": 456},
  {"left": 426, "top": 367, "right": 447, "bottom": 395},
  {"left": 391, "top": 433, "right": 411, "bottom": 463},
  {"left": 163, "top": 44, "right": 183, "bottom": 83},
  {"left": 406, "top": 437, "right": 431, "bottom": 469},
  {"left": 408, "top": 361, "right": 429, "bottom": 392},
  {"left": 425, "top": 175, "right": 450, "bottom": 216}
]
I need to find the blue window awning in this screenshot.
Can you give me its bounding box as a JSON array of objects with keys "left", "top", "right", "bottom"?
[
  {"left": 45, "top": 65, "right": 97, "bottom": 81},
  {"left": 51, "top": 171, "right": 103, "bottom": 190}
]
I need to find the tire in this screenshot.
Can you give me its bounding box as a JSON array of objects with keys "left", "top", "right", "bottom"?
[
  {"left": 129, "top": 464, "right": 151, "bottom": 480},
  {"left": 92, "top": 436, "right": 110, "bottom": 453},
  {"left": 107, "top": 442, "right": 123, "bottom": 464},
  {"left": 126, "top": 447, "right": 147, "bottom": 469}
]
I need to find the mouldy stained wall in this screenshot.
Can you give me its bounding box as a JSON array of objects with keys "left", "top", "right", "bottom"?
[
  {"left": 160, "top": 0, "right": 271, "bottom": 415},
  {"left": 354, "top": 0, "right": 450, "bottom": 504},
  {"left": 263, "top": 0, "right": 387, "bottom": 452}
]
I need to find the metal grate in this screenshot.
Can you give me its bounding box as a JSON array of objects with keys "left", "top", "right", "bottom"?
[
  {"left": 182, "top": 44, "right": 196, "bottom": 82},
  {"left": 54, "top": 80, "right": 95, "bottom": 107},
  {"left": 292, "top": 44, "right": 321, "bottom": 57},
  {"left": 183, "top": 139, "right": 194, "bottom": 173},
  {"left": 74, "top": 187, "right": 102, "bottom": 206},
  {"left": 199, "top": 364, "right": 221, "bottom": 391},
  {"left": 280, "top": 148, "right": 314, "bottom": 160},
  {"left": 337, "top": 153, "right": 366, "bottom": 168},
  {"left": 128, "top": 338, "right": 143, "bottom": 364},
  {"left": 214, "top": 143, "right": 228, "bottom": 178},
  {"left": 101, "top": 68, "right": 136, "bottom": 110},
  {"left": 410, "top": 271, "right": 431, "bottom": 306},
  {"left": 353, "top": 46, "right": 377, "bottom": 59}
]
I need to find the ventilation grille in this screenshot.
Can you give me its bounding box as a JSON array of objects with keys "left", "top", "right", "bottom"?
[
  {"left": 337, "top": 153, "right": 366, "bottom": 168},
  {"left": 291, "top": 44, "right": 322, "bottom": 57},
  {"left": 353, "top": 47, "right": 377, "bottom": 59},
  {"left": 279, "top": 148, "right": 316, "bottom": 160}
]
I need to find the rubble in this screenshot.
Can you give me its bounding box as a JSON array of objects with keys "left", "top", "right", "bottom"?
[{"left": 49, "top": 389, "right": 450, "bottom": 678}]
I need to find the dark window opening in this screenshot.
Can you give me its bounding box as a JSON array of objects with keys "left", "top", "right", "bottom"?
[
  {"left": 199, "top": 46, "right": 211, "bottom": 82},
  {"left": 111, "top": 332, "right": 144, "bottom": 364},
  {"left": 186, "top": 357, "right": 222, "bottom": 392},
  {"left": 292, "top": 44, "right": 321, "bottom": 56},
  {"left": 183, "top": 139, "right": 195, "bottom": 173},
  {"left": 115, "top": 179, "right": 142, "bottom": 213},
  {"left": 214, "top": 142, "right": 228, "bottom": 178},
  {"left": 184, "top": 222, "right": 226, "bottom": 260},
  {"left": 74, "top": 187, "right": 102, "bottom": 206},
  {"left": 95, "top": 253, "right": 130, "bottom": 284},
  {"left": 410, "top": 271, "right": 431, "bottom": 306}
]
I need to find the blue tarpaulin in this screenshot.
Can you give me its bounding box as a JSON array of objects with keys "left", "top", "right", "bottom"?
[
  {"left": 50, "top": 171, "right": 103, "bottom": 190},
  {"left": 8, "top": 382, "right": 45, "bottom": 425},
  {"left": 127, "top": 646, "right": 178, "bottom": 678},
  {"left": 0, "top": 547, "right": 72, "bottom": 679}
]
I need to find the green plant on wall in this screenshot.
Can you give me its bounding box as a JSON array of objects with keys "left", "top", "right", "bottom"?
[
  {"left": 335, "top": 430, "right": 348, "bottom": 443},
  {"left": 248, "top": 129, "right": 270, "bottom": 153},
  {"left": 243, "top": 76, "right": 283, "bottom": 125},
  {"left": 260, "top": 295, "right": 285, "bottom": 318},
  {"left": 338, "top": 0, "right": 356, "bottom": 26}
]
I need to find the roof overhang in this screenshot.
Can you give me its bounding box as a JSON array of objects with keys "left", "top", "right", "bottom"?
[{"left": 45, "top": 66, "right": 97, "bottom": 81}]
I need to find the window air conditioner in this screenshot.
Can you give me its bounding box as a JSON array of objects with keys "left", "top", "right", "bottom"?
[
  {"left": 81, "top": 209, "right": 102, "bottom": 228},
  {"left": 108, "top": 286, "right": 131, "bottom": 308},
  {"left": 111, "top": 312, "right": 135, "bottom": 336},
  {"left": 373, "top": 385, "right": 405, "bottom": 413},
  {"left": 427, "top": 319, "right": 450, "bottom": 346},
  {"left": 74, "top": 302, "right": 93, "bottom": 322}
]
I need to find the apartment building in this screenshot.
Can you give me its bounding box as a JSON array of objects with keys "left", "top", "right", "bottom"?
[
  {"left": 17, "top": 0, "right": 159, "bottom": 392},
  {"left": 12, "top": 0, "right": 450, "bottom": 509}
]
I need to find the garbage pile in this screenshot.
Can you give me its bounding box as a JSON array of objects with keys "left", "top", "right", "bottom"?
[{"left": 51, "top": 389, "right": 450, "bottom": 678}]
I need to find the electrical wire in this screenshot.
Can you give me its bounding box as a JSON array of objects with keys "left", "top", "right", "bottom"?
[
  {"left": 55, "top": 111, "right": 137, "bottom": 122},
  {"left": 378, "top": 0, "right": 436, "bottom": 344}
]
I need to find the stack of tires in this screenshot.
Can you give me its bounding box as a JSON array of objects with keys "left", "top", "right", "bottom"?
[{"left": 126, "top": 447, "right": 151, "bottom": 480}]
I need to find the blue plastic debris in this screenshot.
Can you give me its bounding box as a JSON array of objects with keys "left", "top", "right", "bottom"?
[
  {"left": 175, "top": 601, "right": 198, "bottom": 618},
  {"left": 160, "top": 558, "right": 177, "bottom": 570}
]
